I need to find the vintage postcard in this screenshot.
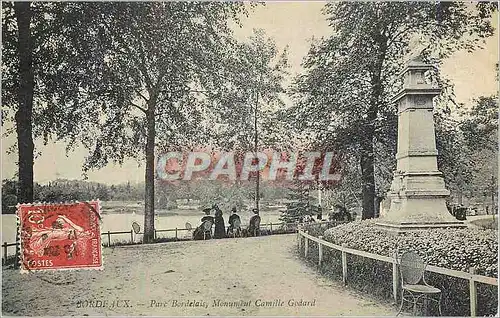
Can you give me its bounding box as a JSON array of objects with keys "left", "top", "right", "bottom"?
[{"left": 1, "top": 1, "right": 498, "bottom": 317}]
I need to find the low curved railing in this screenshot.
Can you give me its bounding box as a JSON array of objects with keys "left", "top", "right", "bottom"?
[{"left": 297, "top": 229, "right": 498, "bottom": 317}]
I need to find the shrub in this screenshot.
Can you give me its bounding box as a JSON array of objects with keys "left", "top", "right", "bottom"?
[
  {"left": 471, "top": 218, "right": 498, "bottom": 230},
  {"left": 320, "top": 220, "right": 498, "bottom": 277},
  {"left": 2, "top": 254, "right": 17, "bottom": 267},
  {"left": 301, "top": 221, "right": 346, "bottom": 237},
  {"left": 300, "top": 220, "right": 498, "bottom": 316},
  {"left": 1, "top": 194, "right": 17, "bottom": 214}
]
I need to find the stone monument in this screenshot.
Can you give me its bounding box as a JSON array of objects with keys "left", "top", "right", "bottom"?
[{"left": 376, "top": 57, "right": 466, "bottom": 232}]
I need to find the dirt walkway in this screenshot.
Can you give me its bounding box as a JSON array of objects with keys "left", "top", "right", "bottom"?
[{"left": 2, "top": 234, "right": 395, "bottom": 316}]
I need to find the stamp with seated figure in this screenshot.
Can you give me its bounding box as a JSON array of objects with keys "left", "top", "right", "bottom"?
[{"left": 17, "top": 201, "right": 102, "bottom": 272}]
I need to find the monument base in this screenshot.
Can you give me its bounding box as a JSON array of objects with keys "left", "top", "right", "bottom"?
[{"left": 376, "top": 188, "right": 466, "bottom": 232}]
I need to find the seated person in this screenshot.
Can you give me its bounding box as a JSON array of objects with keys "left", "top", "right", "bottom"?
[
  {"left": 193, "top": 208, "right": 214, "bottom": 240},
  {"left": 227, "top": 207, "right": 241, "bottom": 236},
  {"left": 328, "top": 205, "right": 352, "bottom": 222},
  {"left": 201, "top": 207, "right": 215, "bottom": 224},
  {"left": 247, "top": 208, "right": 261, "bottom": 237}
]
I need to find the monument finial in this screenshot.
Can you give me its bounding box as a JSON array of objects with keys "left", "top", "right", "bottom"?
[
  {"left": 407, "top": 54, "right": 428, "bottom": 67},
  {"left": 410, "top": 54, "right": 424, "bottom": 63}
]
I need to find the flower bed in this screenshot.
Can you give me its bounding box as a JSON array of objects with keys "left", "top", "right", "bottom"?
[{"left": 300, "top": 220, "right": 498, "bottom": 316}]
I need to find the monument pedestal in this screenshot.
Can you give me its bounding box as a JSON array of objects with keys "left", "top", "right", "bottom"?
[{"left": 376, "top": 57, "right": 465, "bottom": 232}]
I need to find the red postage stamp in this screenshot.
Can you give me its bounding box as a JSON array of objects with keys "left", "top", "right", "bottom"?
[{"left": 17, "top": 201, "right": 102, "bottom": 272}]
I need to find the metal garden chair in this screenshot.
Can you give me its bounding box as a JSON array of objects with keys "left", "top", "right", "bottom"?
[
  {"left": 396, "top": 251, "right": 442, "bottom": 316},
  {"left": 184, "top": 222, "right": 193, "bottom": 238},
  {"left": 202, "top": 220, "right": 213, "bottom": 240},
  {"left": 232, "top": 218, "right": 242, "bottom": 238}
]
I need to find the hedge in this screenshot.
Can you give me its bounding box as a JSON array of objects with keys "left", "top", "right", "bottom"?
[{"left": 300, "top": 220, "right": 498, "bottom": 316}]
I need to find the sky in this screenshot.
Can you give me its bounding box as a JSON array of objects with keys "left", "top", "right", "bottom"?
[{"left": 1, "top": 2, "right": 498, "bottom": 185}]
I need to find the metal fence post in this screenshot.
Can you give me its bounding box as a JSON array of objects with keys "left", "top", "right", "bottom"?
[
  {"left": 175, "top": 228, "right": 178, "bottom": 240},
  {"left": 3, "top": 242, "right": 7, "bottom": 265},
  {"left": 469, "top": 267, "right": 477, "bottom": 317},
  {"left": 298, "top": 232, "right": 302, "bottom": 250},
  {"left": 392, "top": 251, "right": 399, "bottom": 304},
  {"left": 341, "top": 243, "right": 347, "bottom": 285},
  {"left": 318, "top": 236, "right": 323, "bottom": 266},
  {"left": 130, "top": 230, "right": 134, "bottom": 243},
  {"left": 270, "top": 222, "right": 273, "bottom": 234},
  {"left": 107, "top": 231, "right": 111, "bottom": 247},
  {"left": 304, "top": 232, "right": 309, "bottom": 257},
  {"left": 14, "top": 224, "right": 20, "bottom": 269}
]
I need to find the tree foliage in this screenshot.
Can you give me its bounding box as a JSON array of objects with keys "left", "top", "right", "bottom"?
[
  {"left": 288, "top": 2, "right": 495, "bottom": 219},
  {"left": 279, "top": 180, "right": 318, "bottom": 224},
  {"left": 436, "top": 94, "right": 498, "bottom": 204},
  {"left": 3, "top": 2, "right": 251, "bottom": 242},
  {"left": 201, "top": 29, "right": 290, "bottom": 211},
  {"left": 1, "top": 178, "right": 290, "bottom": 215},
  {"left": 208, "top": 29, "right": 290, "bottom": 151}
]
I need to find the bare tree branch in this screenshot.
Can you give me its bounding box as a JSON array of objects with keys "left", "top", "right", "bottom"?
[{"left": 130, "top": 101, "right": 147, "bottom": 114}]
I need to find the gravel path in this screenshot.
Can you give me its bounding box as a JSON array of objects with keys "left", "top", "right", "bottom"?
[{"left": 2, "top": 234, "right": 395, "bottom": 316}]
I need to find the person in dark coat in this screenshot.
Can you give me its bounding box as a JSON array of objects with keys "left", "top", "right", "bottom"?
[
  {"left": 248, "top": 208, "right": 261, "bottom": 237},
  {"left": 201, "top": 208, "right": 215, "bottom": 224},
  {"left": 213, "top": 204, "right": 226, "bottom": 239},
  {"left": 317, "top": 204, "right": 323, "bottom": 221},
  {"left": 227, "top": 207, "right": 241, "bottom": 236}
]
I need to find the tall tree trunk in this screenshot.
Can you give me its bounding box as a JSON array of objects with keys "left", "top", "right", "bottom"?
[
  {"left": 361, "top": 71, "right": 379, "bottom": 220},
  {"left": 143, "top": 108, "right": 156, "bottom": 243},
  {"left": 374, "top": 195, "right": 382, "bottom": 218},
  {"left": 254, "top": 82, "right": 260, "bottom": 211},
  {"left": 14, "top": 2, "right": 34, "bottom": 204},
  {"left": 360, "top": 38, "right": 386, "bottom": 220},
  {"left": 457, "top": 166, "right": 464, "bottom": 205},
  {"left": 360, "top": 139, "right": 375, "bottom": 219},
  {"left": 491, "top": 176, "right": 496, "bottom": 214}
]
